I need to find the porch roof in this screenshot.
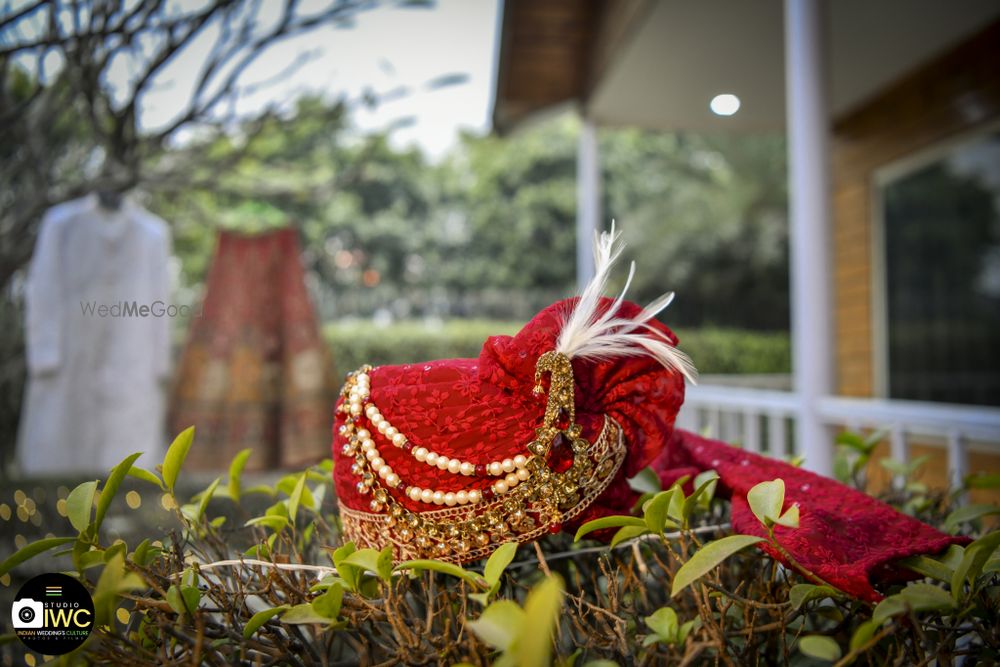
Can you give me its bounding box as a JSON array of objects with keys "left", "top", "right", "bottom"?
[{"left": 492, "top": 0, "right": 1000, "bottom": 133}]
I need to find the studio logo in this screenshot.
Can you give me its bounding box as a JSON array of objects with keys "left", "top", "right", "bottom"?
[{"left": 11, "top": 573, "right": 94, "bottom": 655}]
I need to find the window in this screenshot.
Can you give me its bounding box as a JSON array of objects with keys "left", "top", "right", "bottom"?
[{"left": 877, "top": 130, "right": 1000, "bottom": 406}]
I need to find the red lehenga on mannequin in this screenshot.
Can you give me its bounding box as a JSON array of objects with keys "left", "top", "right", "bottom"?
[
  {"left": 171, "top": 228, "right": 333, "bottom": 470},
  {"left": 330, "top": 228, "right": 962, "bottom": 602}
]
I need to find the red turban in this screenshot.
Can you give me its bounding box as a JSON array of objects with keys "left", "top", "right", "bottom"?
[{"left": 332, "top": 235, "right": 962, "bottom": 602}]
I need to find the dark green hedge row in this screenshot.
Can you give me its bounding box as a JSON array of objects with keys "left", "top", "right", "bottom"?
[{"left": 325, "top": 320, "right": 790, "bottom": 379}]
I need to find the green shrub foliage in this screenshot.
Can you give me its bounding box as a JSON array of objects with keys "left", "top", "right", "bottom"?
[
  {"left": 326, "top": 320, "right": 791, "bottom": 378},
  {"left": 0, "top": 428, "right": 997, "bottom": 665}
]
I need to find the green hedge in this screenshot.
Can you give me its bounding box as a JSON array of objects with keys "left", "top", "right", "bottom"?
[{"left": 325, "top": 320, "right": 789, "bottom": 378}]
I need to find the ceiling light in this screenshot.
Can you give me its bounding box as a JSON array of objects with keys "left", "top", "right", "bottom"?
[{"left": 710, "top": 94, "right": 741, "bottom": 116}]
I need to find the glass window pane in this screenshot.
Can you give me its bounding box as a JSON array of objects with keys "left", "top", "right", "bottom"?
[{"left": 882, "top": 132, "right": 1000, "bottom": 406}]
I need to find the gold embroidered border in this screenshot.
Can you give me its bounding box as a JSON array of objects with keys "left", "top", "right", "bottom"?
[{"left": 339, "top": 416, "right": 625, "bottom": 563}]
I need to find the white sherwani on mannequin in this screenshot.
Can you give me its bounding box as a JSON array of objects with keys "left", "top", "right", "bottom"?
[{"left": 18, "top": 194, "right": 172, "bottom": 474}]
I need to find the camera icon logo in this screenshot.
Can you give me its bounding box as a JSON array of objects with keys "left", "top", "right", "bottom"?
[{"left": 12, "top": 598, "right": 44, "bottom": 629}]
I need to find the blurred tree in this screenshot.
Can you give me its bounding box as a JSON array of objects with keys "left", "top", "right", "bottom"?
[
  {"left": 147, "top": 95, "right": 440, "bottom": 323},
  {"left": 604, "top": 130, "right": 789, "bottom": 330},
  {"left": 438, "top": 118, "right": 578, "bottom": 292},
  {"left": 0, "top": 0, "right": 439, "bottom": 470},
  {"left": 0, "top": 0, "right": 437, "bottom": 289},
  {"left": 147, "top": 110, "right": 789, "bottom": 329}
]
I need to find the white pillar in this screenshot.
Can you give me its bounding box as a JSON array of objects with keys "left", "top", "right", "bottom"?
[
  {"left": 576, "top": 118, "right": 600, "bottom": 290},
  {"left": 785, "top": 0, "right": 834, "bottom": 475}
]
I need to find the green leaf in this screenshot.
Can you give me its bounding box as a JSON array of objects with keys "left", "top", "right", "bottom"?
[
  {"left": 944, "top": 504, "right": 1000, "bottom": 533},
  {"left": 104, "top": 541, "right": 127, "bottom": 563},
  {"left": 671, "top": 535, "right": 764, "bottom": 597},
  {"left": 678, "top": 619, "right": 696, "bottom": 645},
  {"left": 127, "top": 466, "right": 164, "bottom": 489},
  {"left": 331, "top": 542, "right": 355, "bottom": 564},
  {"left": 849, "top": 619, "right": 879, "bottom": 650},
  {"left": 331, "top": 542, "right": 362, "bottom": 592},
  {"left": 631, "top": 491, "right": 657, "bottom": 514},
  {"left": 686, "top": 472, "right": 720, "bottom": 515},
  {"left": 627, "top": 466, "right": 662, "bottom": 494},
  {"left": 468, "top": 600, "right": 525, "bottom": 651},
  {"left": 880, "top": 455, "right": 929, "bottom": 478},
  {"left": 863, "top": 428, "right": 889, "bottom": 449},
  {"left": 939, "top": 544, "right": 965, "bottom": 570},
  {"left": 789, "top": 584, "right": 839, "bottom": 610},
  {"left": 93, "top": 553, "right": 146, "bottom": 625},
  {"left": 243, "top": 484, "right": 276, "bottom": 497},
  {"left": 516, "top": 575, "right": 564, "bottom": 667},
  {"left": 394, "top": 559, "right": 486, "bottom": 588},
  {"left": 312, "top": 582, "right": 344, "bottom": 619},
  {"left": 166, "top": 584, "right": 201, "bottom": 617},
  {"left": 131, "top": 539, "right": 161, "bottom": 568},
  {"left": 874, "top": 583, "right": 954, "bottom": 624},
  {"left": 66, "top": 480, "right": 98, "bottom": 533},
  {"left": 277, "top": 474, "right": 315, "bottom": 511},
  {"left": 799, "top": 635, "right": 842, "bottom": 662},
  {"left": 836, "top": 431, "right": 872, "bottom": 455},
  {"left": 182, "top": 567, "right": 199, "bottom": 588},
  {"left": 644, "top": 489, "right": 681, "bottom": 534},
  {"left": 610, "top": 525, "right": 650, "bottom": 547},
  {"left": 288, "top": 473, "right": 307, "bottom": 523},
  {"left": 79, "top": 549, "right": 107, "bottom": 570},
  {"left": 0, "top": 536, "right": 75, "bottom": 577},
  {"left": 281, "top": 603, "right": 335, "bottom": 625},
  {"left": 95, "top": 452, "right": 144, "bottom": 532},
  {"left": 574, "top": 515, "right": 646, "bottom": 542},
  {"left": 645, "top": 606, "right": 678, "bottom": 643},
  {"left": 195, "top": 477, "right": 221, "bottom": 522},
  {"left": 484, "top": 542, "right": 518, "bottom": 588},
  {"left": 898, "top": 554, "right": 954, "bottom": 583},
  {"left": 228, "top": 448, "right": 253, "bottom": 502},
  {"left": 163, "top": 426, "right": 196, "bottom": 493},
  {"left": 245, "top": 516, "right": 289, "bottom": 532},
  {"left": 342, "top": 547, "right": 394, "bottom": 583},
  {"left": 899, "top": 582, "right": 954, "bottom": 611},
  {"left": 747, "top": 479, "right": 785, "bottom": 527},
  {"left": 665, "top": 480, "right": 687, "bottom": 520},
  {"left": 243, "top": 605, "right": 289, "bottom": 638},
  {"left": 951, "top": 530, "right": 1000, "bottom": 600},
  {"left": 871, "top": 596, "right": 908, "bottom": 626},
  {"left": 265, "top": 500, "right": 289, "bottom": 518},
  {"left": 468, "top": 592, "right": 491, "bottom": 607},
  {"left": 773, "top": 503, "right": 800, "bottom": 528}
]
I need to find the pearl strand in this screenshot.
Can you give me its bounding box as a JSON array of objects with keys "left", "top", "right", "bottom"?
[
  {"left": 346, "top": 371, "right": 534, "bottom": 506},
  {"left": 350, "top": 371, "right": 535, "bottom": 479},
  {"left": 405, "top": 485, "right": 484, "bottom": 507},
  {"left": 346, "top": 428, "right": 402, "bottom": 489}
]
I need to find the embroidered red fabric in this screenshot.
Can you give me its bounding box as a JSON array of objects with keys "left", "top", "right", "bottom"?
[
  {"left": 332, "top": 297, "right": 963, "bottom": 601},
  {"left": 173, "top": 229, "right": 334, "bottom": 470},
  {"left": 650, "top": 430, "right": 966, "bottom": 601}
]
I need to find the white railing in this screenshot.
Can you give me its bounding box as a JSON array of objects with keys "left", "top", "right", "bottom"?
[{"left": 677, "top": 384, "right": 1000, "bottom": 486}]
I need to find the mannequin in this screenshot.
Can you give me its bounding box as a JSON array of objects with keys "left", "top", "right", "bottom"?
[{"left": 17, "top": 192, "right": 172, "bottom": 474}]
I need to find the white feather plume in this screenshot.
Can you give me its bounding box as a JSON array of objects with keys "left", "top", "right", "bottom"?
[{"left": 555, "top": 222, "right": 698, "bottom": 384}]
